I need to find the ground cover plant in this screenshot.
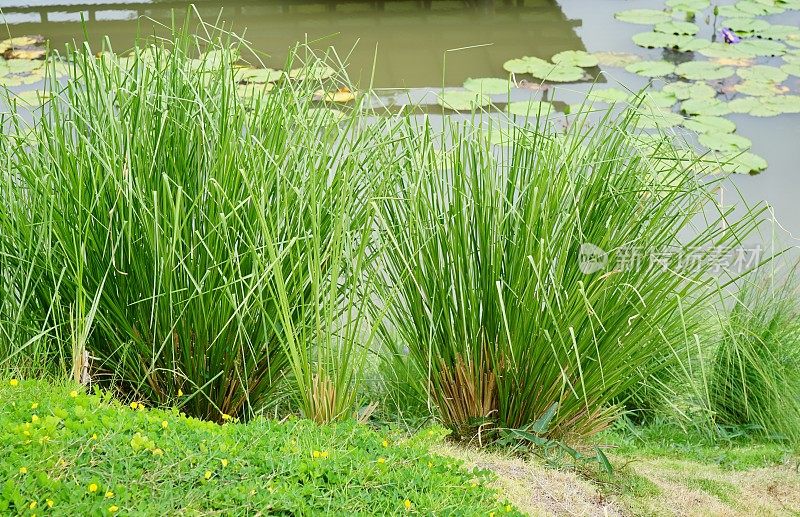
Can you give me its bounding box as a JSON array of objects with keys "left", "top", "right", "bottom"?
[{"left": 0, "top": 379, "right": 519, "bottom": 515}]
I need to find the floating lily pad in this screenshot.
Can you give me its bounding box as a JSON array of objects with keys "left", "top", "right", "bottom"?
[
  {"left": 305, "top": 107, "right": 347, "bottom": 124},
  {"left": 727, "top": 96, "right": 761, "bottom": 113},
  {"left": 615, "top": 9, "right": 673, "bottom": 24},
  {"left": 655, "top": 21, "right": 700, "bottom": 35},
  {"left": 676, "top": 61, "right": 735, "bottom": 80},
  {"left": 663, "top": 81, "right": 717, "bottom": 100},
  {"left": 784, "top": 52, "right": 800, "bottom": 65},
  {"left": 551, "top": 50, "right": 598, "bottom": 68},
  {"left": 502, "top": 56, "right": 548, "bottom": 75},
  {"left": 683, "top": 115, "right": 737, "bottom": 134},
  {"left": 528, "top": 62, "right": 586, "bottom": 82},
  {"left": 0, "top": 59, "right": 44, "bottom": 74},
  {"left": 666, "top": 0, "right": 710, "bottom": 11},
  {"left": 736, "top": 64, "right": 789, "bottom": 82},
  {"left": 237, "top": 83, "right": 275, "bottom": 101},
  {"left": 734, "top": 0, "right": 784, "bottom": 16},
  {"left": 507, "top": 100, "right": 555, "bottom": 117},
  {"left": 681, "top": 97, "right": 731, "bottom": 116},
  {"left": 632, "top": 31, "right": 683, "bottom": 49},
  {"left": 757, "top": 24, "right": 800, "bottom": 41},
  {"left": 723, "top": 17, "right": 770, "bottom": 34},
  {"left": 640, "top": 90, "right": 680, "bottom": 109},
  {"left": 782, "top": 63, "right": 800, "bottom": 77},
  {"left": 289, "top": 63, "right": 336, "bottom": 80},
  {"left": 717, "top": 152, "right": 768, "bottom": 174},
  {"left": 736, "top": 39, "right": 786, "bottom": 57},
  {"left": 587, "top": 88, "right": 631, "bottom": 103},
  {"left": 698, "top": 42, "right": 754, "bottom": 59},
  {"left": 591, "top": 52, "right": 642, "bottom": 67},
  {"left": 699, "top": 132, "right": 751, "bottom": 152},
  {"left": 463, "top": 77, "right": 512, "bottom": 95},
  {"left": 734, "top": 79, "right": 789, "bottom": 96},
  {"left": 758, "top": 95, "right": 800, "bottom": 114},
  {"left": 235, "top": 68, "right": 284, "bottom": 84},
  {"left": 634, "top": 107, "right": 684, "bottom": 129},
  {"left": 625, "top": 60, "right": 676, "bottom": 77},
  {"left": 10, "top": 89, "right": 51, "bottom": 107},
  {"left": 437, "top": 90, "right": 491, "bottom": 111}
]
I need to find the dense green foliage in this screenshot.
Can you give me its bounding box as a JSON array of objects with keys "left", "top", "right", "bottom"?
[
  {"left": 709, "top": 273, "right": 800, "bottom": 443},
  {"left": 0, "top": 379, "right": 519, "bottom": 515},
  {"left": 373, "top": 113, "right": 763, "bottom": 440}
]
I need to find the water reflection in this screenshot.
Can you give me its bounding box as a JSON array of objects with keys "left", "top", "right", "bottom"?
[{"left": 0, "top": 0, "right": 586, "bottom": 86}]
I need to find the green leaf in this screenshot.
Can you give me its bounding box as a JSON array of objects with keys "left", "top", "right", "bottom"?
[
  {"left": 734, "top": 79, "right": 788, "bottom": 97},
  {"left": 655, "top": 21, "right": 700, "bottom": 35},
  {"left": 782, "top": 63, "right": 800, "bottom": 77},
  {"left": 625, "top": 60, "right": 676, "bottom": 78},
  {"left": 288, "top": 63, "right": 336, "bottom": 80},
  {"left": 595, "top": 447, "right": 614, "bottom": 475},
  {"left": 665, "top": 0, "right": 710, "bottom": 11},
  {"left": 235, "top": 68, "right": 283, "bottom": 84},
  {"left": 591, "top": 52, "right": 642, "bottom": 67},
  {"left": 736, "top": 39, "right": 787, "bottom": 57},
  {"left": 663, "top": 81, "right": 717, "bottom": 100},
  {"left": 675, "top": 61, "right": 735, "bottom": 80},
  {"left": 722, "top": 17, "right": 770, "bottom": 34},
  {"left": 681, "top": 98, "right": 731, "bottom": 116},
  {"left": 528, "top": 62, "right": 586, "bottom": 82},
  {"left": 531, "top": 402, "right": 559, "bottom": 434},
  {"left": 615, "top": 9, "right": 673, "bottom": 24},
  {"left": 699, "top": 132, "right": 752, "bottom": 152},
  {"left": 736, "top": 65, "right": 789, "bottom": 82},
  {"left": 551, "top": 50, "right": 598, "bottom": 68},
  {"left": 502, "top": 56, "right": 548, "bottom": 74},
  {"left": 437, "top": 90, "right": 491, "bottom": 111},
  {"left": 727, "top": 96, "right": 761, "bottom": 113},
  {"left": 463, "top": 77, "right": 512, "bottom": 95},
  {"left": 634, "top": 107, "right": 684, "bottom": 128},
  {"left": 588, "top": 88, "right": 631, "bottom": 103},
  {"left": 507, "top": 100, "right": 555, "bottom": 116},
  {"left": 733, "top": 0, "right": 784, "bottom": 16},
  {"left": 683, "top": 115, "right": 736, "bottom": 134},
  {"left": 640, "top": 90, "right": 680, "bottom": 109},
  {"left": 716, "top": 151, "right": 768, "bottom": 174}
]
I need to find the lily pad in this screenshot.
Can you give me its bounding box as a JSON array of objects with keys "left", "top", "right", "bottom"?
[
  {"left": 683, "top": 115, "right": 736, "bottom": 134},
  {"left": 736, "top": 64, "right": 789, "bottom": 82},
  {"left": 503, "top": 56, "right": 548, "bottom": 75},
  {"left": 615, "top": 9, "right": 673, "bottom": 24},
  {"left": 625, "top": 60, "right": 676, "bottom": 77},
  {"left": 736, "top": 39, "right": 786, "bottom": 57},
  {"left": 757, "top": 25, "right": 800, "bottom": 41},
  {"left": 699, "top": 132, "right": 751, "bottom": 152},
  {"left": 665, "top": 0, "right": 710, "bottom": 11},
  {"left": 675, "top": 61, "right": 735, "bottom": 80},
  {"left": 528, "top": 62, "right": 586, "bottom": 82},
  {"left": 758, "top": 95, "right": 800, "bottom": 114},
  {"left": 640, "top": 90, "right": 680, "bottom": 109},
  {"left": 722, "top": 17, "right": 770, "bottom": 34},
  {"left": 551, "top": 50, "right": 598, "bottom": 68},
  {"left": 718, "top": 152, "right": 768, "bottom": 174},
  {"left": 235, "top": 68, "right": 284, "bottom": 84},
  {"left": 634, "top": 107, "right": 684, "bottom": 129},
  {"left": 782, "top": 63, "right": 800, "bottom": 77},
  {"left": 663, "top": 81, "right": 717, "bottom": 100},
  {"left": 463, "top": 77, "right": 512, "bottom": 95},
  {"left": 592, "top": 52, "right": 642, "bottom": 67},
  {"left": 289, "top": 63, "right": 336, "bottom": 80},
  {"left": 0, "top": 59, "right": 44, "bottom": 74},
  {"left": 437, "top": 90, "right": 491, "bottom": 111},
  {"left": 698, "top": 42, "right": 755, "bottom": 59},
  {"left": 734, "top": 0, "right": 784, "bottom": 16},
  {"left": 655, "top": 21, "right": 700, "bottom": 35},
  {"left": 10, "top": 89, "right": 51, "bottom": 107},
  {"left": 727, "top": 96, "right": 761, "bottom": 113},
  {"left": 681, "top": 98, "right": 731, "bottom": 116},
  {"left": 507, "top": 100, "right": 555, "bottom": 117},
  {"left": 734, "top": 79, "right": 789, "bottom": 96}
]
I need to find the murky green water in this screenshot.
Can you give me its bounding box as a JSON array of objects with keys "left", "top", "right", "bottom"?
[{"left": 1, "top": 0, "right": 799, "bottom": 239}]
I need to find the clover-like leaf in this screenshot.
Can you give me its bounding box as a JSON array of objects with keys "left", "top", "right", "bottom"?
[
  {"left": 663, "top": 81, "right": 717, "bottom": 100},
  {"left": 463, "top": 77, "right": 512, "bottom": 95},
  {"left": 437, "top": 90, "right": 491, "bottom": 111},
  {"left": 655, "top": 21, "right": 699, "bottom": 35},
  {"left": 507, "top": 100, "right": 555, "bottom": 117},
  {"left": 683, "top": 115, "right": 736, "bottom": 134},
  {"left": 699, "top": 132, "right": 752, "bottom": 152},
  {"left": 676, "top": 61, "right": 735, "bottom": 80},
  {"left": 625, "top": 60, "right": 676, "bottom": 77},
  {"left": 551, "top": 50, "right": 598, "bottom": 68}
]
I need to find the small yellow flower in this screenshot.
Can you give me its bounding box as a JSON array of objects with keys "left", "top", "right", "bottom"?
[
  {"left": 177, "top": 389, "right": 183, "bottom": 397},
  {"left": 204, "top": 470, "right": 212, "bottom": 480},
  {"left": 377, "top": 457, "right": 386, "bottom": 464},
  {"left": 220, "top": 458, "right": 229, "bottom": 467},
  {"left": 320, "top": 451, "right": 329, "bottom": 459},
  {"left": 382, "top": 439, "right": 389, "bottom": 447},
  {"left": 105, "top": 491, "right": 114, "bottom": 499},
  {"left": 404, "top": 499, "right": 412, "bottom": 511},
  {"left": 9, "top": 379, "right": 19, "bottom": 387},
  {"left": 29, "top": 501, "right": 37, "bottom": 509},
  {"left": 46, "top": 500, "right": 54, "bottom": 508},
  {"left": 505, "top": 505, "right": 512, "bottom": 512},
  {"left": 427, "top": 462, "right": 433, "bottom": 468},
  {"left": 490, "top": 513, "right": 495, "bottom": 517},
  {"left": 31, "top": 403, "right": 39, "bottom": 409},
  {"left": 161, "top": 420, "right": 168, "bottom": 429},
  {"left": 69, "top": 390, "right": 78, "bottom": 398},
  {"left": 152, "top": 448, "right": 163, "bottom": 456},
  {"left": 88, "top": 483, "right": 98, "bottom": 493},
  {"left": 312, "top": 450, "right": 321, "bottom": 458},
  {"left": 31, "top": 415, "right": 39, "bottom": 423},
  {"left": 91, "top": 433, "right": 98, "bottom": 440},
  {"left": 130, "top": 402, "right": 139, "bottom": 410},
  {"left": 19, "top": 467, "right": 28, "bottom": 474},
  {"left": 471, "top": 481, "right": 478, "bottom": 488},
  {"left": 221, "top": 413, "right": 232, "bottom": 421},
  {"left": 108, "top": 505, "right": 119, "bottom": 513}
]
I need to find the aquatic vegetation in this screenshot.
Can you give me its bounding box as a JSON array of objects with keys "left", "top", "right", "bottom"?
[
  {"left": 463, "top": 77, "right": 512, "bottom": 95},
  {"left": 437, "top": 90, "right": 491, "bottom": 111}
]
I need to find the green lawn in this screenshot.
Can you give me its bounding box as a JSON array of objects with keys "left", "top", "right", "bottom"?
[{"left": 1, "top": 379, "right": 518, "bottom": 516}]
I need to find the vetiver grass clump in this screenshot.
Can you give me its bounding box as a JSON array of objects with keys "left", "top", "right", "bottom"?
[
  {"left": 0, "top": 379, "right": 519, "bottom": 515},
  {"left": 0, "top": 27, "right": 390, "bottom": 423},
  {"left": 374, "top": 115, "right": 764, "bottom": 441},
  {"left": 710, "top": 271, "right": 800, "bottom": 444}
]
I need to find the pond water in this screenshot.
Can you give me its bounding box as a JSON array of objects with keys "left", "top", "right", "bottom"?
[{"left": 1, "top": 0, "right": 799, "bottom": 242}]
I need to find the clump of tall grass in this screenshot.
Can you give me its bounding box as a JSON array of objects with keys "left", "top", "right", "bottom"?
[
  {"left": 373, "top": 111, "right": 765, "bottom": 441},
  {"left": 709, "top": 270, "right": 800, "bottom": 444},
  {"left": 0, "top": 21, "right": 389, "bottom": 422}
]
